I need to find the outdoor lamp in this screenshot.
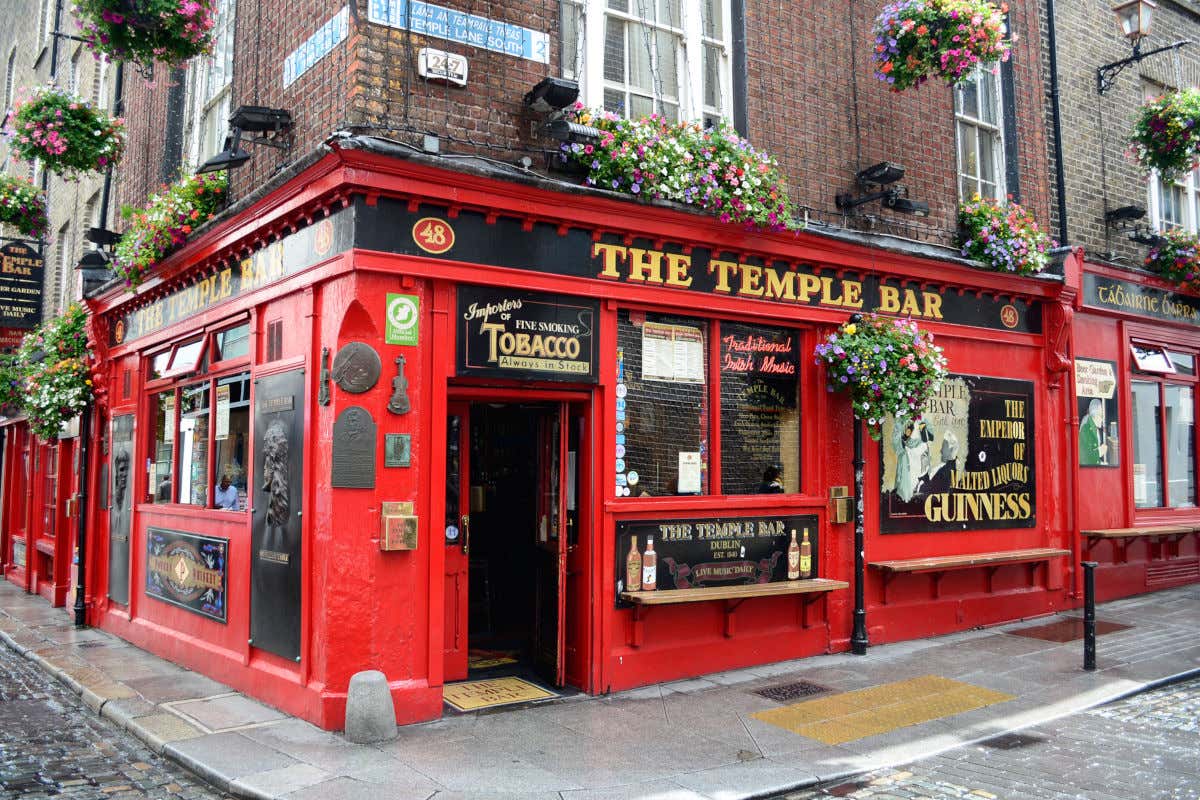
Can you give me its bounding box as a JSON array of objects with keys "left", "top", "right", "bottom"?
[
  {"left": 1113, "top": 0, "right": 1155, "bottom": 43},
  {"left": 856, "top": 162, "right": 906, "bottom": 187},
  {"left": 196, "top": 129, "right": 253, "bottom": 174},
  {"left": 77, "top": 249, "right": 114, "bottom": 295},
  {"left": 197, "top": 106, "right": 293, "bottom": 174},
  {"left": 1104, "top": 204, "right": 1146, "bottom": 228},
  {"left": 545, "top": 119, "right": 602, "bottom": 145},
  {"left": 525, "top": 77, "right": 580, "bottom": 113},
  {"left": 836, "top": 185, "right": 928, "bottom": 216}
]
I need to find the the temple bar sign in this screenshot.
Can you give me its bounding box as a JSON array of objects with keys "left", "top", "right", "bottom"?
[{"left": 0, "top": 242, "right": 44, "bottom": 329}]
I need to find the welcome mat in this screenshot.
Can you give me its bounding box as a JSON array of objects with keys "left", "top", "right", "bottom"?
[
  {"left": 751, "top": 675, "right": 1014, "bottom": 745},
  {"left": 468, "top": 649, "right": 519, "bottom": 669},
  {"left": 444, "top": 677, "right": 557, "bottom": 712}
]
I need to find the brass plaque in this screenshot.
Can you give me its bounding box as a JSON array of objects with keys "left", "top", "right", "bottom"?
[
  {"left": 332, "top": 341, "right": 382, "bottom": 394},
  {"left": 382, "top": 501, "right": 415, "bottom": 515},
  {"left": 381, "top": 513, "right": 418, "bottom": 550}
]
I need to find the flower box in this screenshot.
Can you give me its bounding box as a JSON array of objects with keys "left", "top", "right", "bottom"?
[
  {"left": 873, "top": 0, "right": 1010, "bottom": 92},
  {"left": 957, "top": 196, "right": 1054, "bottom": 275}
]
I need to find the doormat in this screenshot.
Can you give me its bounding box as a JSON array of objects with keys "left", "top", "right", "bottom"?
[
  {"left": 468, "top": 649, "right": 519, "bottom": 669},
  {"left": 750, "top": 675, "right": 1013, "bottom": 745},
  {"left": 1006, "top": 617, "right": 1131, "bottom": 642},
  {"left": 444, "top": 677, "right": 557, "bottom": 712}
]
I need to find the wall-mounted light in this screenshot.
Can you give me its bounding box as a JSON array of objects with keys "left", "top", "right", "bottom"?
[
  {"left": 197, "top": 105, "right": 294, "bottom": 174},
  {"left": 76, "top": 248, "right": 113, "bottom": 295},
  {"left": 525, "top": 77, "right": 580, "bottom": 113},
  {"left": 545, "top": 119, "right": 602, "bottom": 146},
  {"left": 836, "top": 185, "right": 928, "bottom": 217},
  {"left": 1097, "top": 1, "right": 1189, "bottom": 94},
  {"left": 1128, "top": 225, "right": 1166, "bottom": 247},
  {"left": 856, "top": 161, "right": 905, "bottom": 186},
  {"left": 1105, "top": 204, "right": 1146, "bottom": 228}
]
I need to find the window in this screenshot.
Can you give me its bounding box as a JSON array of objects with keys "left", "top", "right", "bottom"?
[
  {"left": 145, "top": 322, "right": 250, "bottom": 509},
  {"left": 56, "top": 223, "right": 74, "bottom": 312},
  {"left": 92, "top": 56, "right": 109, "bottom": 110},
  {"left": 186, "top": 0, "right": 235, "bottom": 167},
  {"left": 68, "top": 49, "right": 81, "bottom": 96},
  {"left": 562, "top": 0, "right": 731, "bottom": 125},
  {"left": 1131, "top": 344, "right": 1197, "bottom": 509},
  {"left": 616, "top": 311, "right": 804, "bottom": 499},
  {"left": 38, "top": 0, "right": 55, "bottom": 48},
  {"left": 4, "top": 48, "right": 15, "bottom": 111},
  {"left": 1143, "top": 84, "right": 1200, "bottom": 233},
  {"left": 955, "top": 66, "right": 1005, "bottom": 202}
]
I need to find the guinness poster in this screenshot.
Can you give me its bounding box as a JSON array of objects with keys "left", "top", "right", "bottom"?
[
  {"left": 250, "top": 369, "right": 305, "bottom": 660},
  {"left": 0, "top": 242, "right": 44, "bottom": 329},
  {"left": 108, "top": 414, "right": 134, "bottom": 604},
  {"left": 880, "top": 375, "right": 1035, "bottom": 533},
  {"left": 146, "top": 528, "right": 228, "bottom": 622},
  {"left": 615, "top": 514, "right": 818, "bottom": 606},
  {"left": 457, "top": 286, "right": 599, "bottom": 382}
]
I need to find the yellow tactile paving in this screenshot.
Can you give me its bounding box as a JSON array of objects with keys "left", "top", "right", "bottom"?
[
  {"left": 751, "top": 675, "right": 1014, "bottom": 745},
  {"left": 443, "top": 676, "right": 557, "bottom": 712}
]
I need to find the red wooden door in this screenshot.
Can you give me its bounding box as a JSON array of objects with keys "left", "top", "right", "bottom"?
[{"left": 443, "top": 402, "right": 470, "bottom": 682}]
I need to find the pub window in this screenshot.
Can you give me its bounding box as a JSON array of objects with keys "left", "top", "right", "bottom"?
[
  {"left": 719, "top": 321, "right": 801, "bottom": 494},
  {"left": 616, "top": 310, "right": 708, "bottom": 497},
  {"left": 1131, "top": 345, "right": 1197, "bottom": 509},
  {"left": 150, "top": 391, "right": 176, "bottom": 503},
  {"left": 178, "top": 382, "right": 211, "bottom": 505},
  {"left": 212, "top": 322, "right": 250, "bottom": 363}
]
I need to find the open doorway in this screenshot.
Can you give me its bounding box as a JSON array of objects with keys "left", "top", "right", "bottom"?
[{"left": 444, "top": 400, "right": 585, "bottom": 691}]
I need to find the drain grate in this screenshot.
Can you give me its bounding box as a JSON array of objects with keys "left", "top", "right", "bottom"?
[
  {"left": 75, "top": 641, "right": 108, "bottom": 649},
  {"left": 753, "top": 680, "right": 829, "bottom": 702},
  {"left": 979, "top": 732, "right": 1046, "bottom": 750}
]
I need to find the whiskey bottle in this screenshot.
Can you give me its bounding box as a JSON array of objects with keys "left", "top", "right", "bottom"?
[
  {"left": 626, "top": 536, "right": 642, "bottom": 592},
  {"left": 787, "top": 529, "right": 801, "bottom": 580},
  {"left": 642, "top": 536, "right": 657, "bottom": 591},
  {"left": 799, "top": 528, "right": 812, "bottom": 578}
]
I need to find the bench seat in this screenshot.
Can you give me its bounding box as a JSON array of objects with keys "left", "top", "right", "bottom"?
[{"left": 870, "top": 547, "right": 1069, "bottom": 603}]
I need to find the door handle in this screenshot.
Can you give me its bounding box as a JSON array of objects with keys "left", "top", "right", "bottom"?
[{"left": 461, "top": 514, "right": 470, "bottom": 556}]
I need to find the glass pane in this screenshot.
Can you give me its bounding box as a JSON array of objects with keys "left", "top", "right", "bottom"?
[
  {"left": 656, "top": 30, "right": 679, "bottom": 101},
  {"left": 603, "top": 87, "right": 626, "bottom": 116},
  {"left": 178, "top": 383, "right": 210, "bottom": 506},
  {"left": 616, "top": 310, "right": 708, "bottom": 497},
  {"left": 1132, "top": 344, "right": 1175, "bottom": 373},
  {"left": 214, "top": 373, "right": 249, "bottom": 510},
  {"left": 958, "top": 77, "right": 979, "bottom": 119},
  {"left": 960, "top": 176, "right": 976, "bottom": 201},
  {"left": 979, "top": 70, "right": 998, "bottom": 125},
  {"left": 607, "top": 0, "right": 628, "bottom": 11},
  {"left": 561, "top": 3, "right": 581, "bottom": 80},
  {"left": 661, "top": 100, "right": 679, "bottom": 121},
  {"left": 214, "top": 324, "right": 249, "bottom": 361},
  {"left": 150, "top": 350, "right": 172, "bottom": 381},
  {"left": 629, "top": 93, "right": 655, "bottom": 119},
  {"left": 979, "top": 131, "right": 996, "bottom": 184},
  {"left": 719, "top": 323, "right": 801, "bottom": 495},
  {"left": 170, "top": 337, "right": 205, "bottom": 373},
  {"left": 659, "top": 0, "right": 681, "bottom": 27},
  {"left": 151, "top": 392, "right": 175, "bottom": 504},
  {"left": 603, "top": 17, "right": 625, "bottom": 83},
  {"left": 958, "top": 123, "right": 978, "bottom": 181},
  {"left": 703, "top": 44, "right": 720, "bottom": 108},
  {"left": 703, "top": 0, "right": 721, "bottom": 38},
  {"left": 1131, "top": 381, "right": 1163, "bottom": 508},
  {"left": 1169, "top": 351, "right": 1196, "bottom": 375},
  {"left": 1166, "top": 385, "right": 1195, "bottom": 508},
  {"left": 630, "top": 24, "right": 653, "bottom": 92}
]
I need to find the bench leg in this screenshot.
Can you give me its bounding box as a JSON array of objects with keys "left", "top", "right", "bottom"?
[
  {"left": 930, "top": 571, "right": 945, "bottom": 600},
  {"left": 630, "top": 605, "right": 646, "bottom": 648}
]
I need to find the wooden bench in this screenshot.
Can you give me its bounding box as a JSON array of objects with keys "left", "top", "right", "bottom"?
[
  {"left": 1082, "top": 525, "right": 1200, "bottom": 565},
  {"left": 620, "top": 578, "right": 848, "bottom": 646},
  {"left": 870, "top": 547, "right": 1070, "bottom": 604}
]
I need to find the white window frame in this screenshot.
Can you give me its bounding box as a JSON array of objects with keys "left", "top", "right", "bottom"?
[
  {"left": 563, "top": 0, "right": 732, "bottom": 124},
  {"left": 38, "top": 0, "right": 55, "bottom": 50},
  {"left": 4, "top": 48, "right": 15, "bottom": 112},
  {"left": 57, "top": 224, "right": 75, "bottom": 311},
  {"left": 955, "top": 65, "right": 1006, "bottom": 202},
  {"left": 185, "top": 0, "right": 236, "bottom": 168}
]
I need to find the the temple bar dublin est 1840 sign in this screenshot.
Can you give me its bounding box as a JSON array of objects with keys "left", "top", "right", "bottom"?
[
  {"left": 0, "top": 242, "right": 45, "bottom": 329},
  {"left": 146, "top": 528, "right": 229, "bottom": 622},
  {"left": 457, "top": 286, "right": 599, "bottom": 382},
  {"left": 880, "top": 375, "right": 1036, "bottom": 533},
  {"left": 614, "top": 514, "right": 819, "bottom": 607}
]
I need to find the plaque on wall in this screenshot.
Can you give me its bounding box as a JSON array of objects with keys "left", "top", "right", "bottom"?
[
  {"left": 250, "top": 369, "right": 305, "bottom": 661},
  {"left": 384, "top": 433, "right": 411, "bottom": 467},
  {"left": 108, "top": 414, "right": 134, "bottom": 604},
  {"left": 614, "top": 514, "right": 819, "bottom": 607},
  {"left": 332, "top": 407, "right": 377, "bottom": 488},
  {"left": 879, "top": 375, "right": 1035, "bottom": 533},
  {"left": 331, "top": 341, "right": 382, "bottom": 394},
  {"left": 146, "top": 527, "right": 228, "bottom": 622}
]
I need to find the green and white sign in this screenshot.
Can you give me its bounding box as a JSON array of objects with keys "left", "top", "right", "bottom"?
[{"left": 386, "top": 293, "right": 420, "bottom": 345}]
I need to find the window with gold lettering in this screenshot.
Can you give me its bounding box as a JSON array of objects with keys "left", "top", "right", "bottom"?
[{"left": 719, "top": 322, "right": 800, "bottom": 494}]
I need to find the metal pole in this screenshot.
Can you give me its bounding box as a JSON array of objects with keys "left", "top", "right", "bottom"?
[
  {"left": 72, "top": 407, "right": 90, "bottom": 627},
  {"left": 851, "top": 418, "right": 869, "bottom": 655},
  {"left": 97, "top": 62, "right": 125, "bottom": 231},
  {"left": 1044, "top": 0, "right": 1069, "bottom": 246},
  {"left": 1082, "top": 561, "right": 1097, "bottom": 670},
  {"left": 49, "top": 0, "right": 63, "bottom": 79}
]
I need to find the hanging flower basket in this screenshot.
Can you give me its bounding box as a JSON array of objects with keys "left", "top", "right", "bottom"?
[
  {"left": 72, "top": 0, "right": 216, "bottom": 67},
  {"left": 0, "top": 175, "right": 49, "bottom": 238},
  {"left": 957, "top": 195, "right": 1054, "bottom": 275},
  {"left": 0, "top": 354, "right": 25, "bottom": 417},
  {"left": 1145, "top": 228, "right": 1200, "bottom": 291},
  {"left": 561, "top": 106, "right": 800, "bottom": 232},
  {"left": 1129, "top": 89, "right": 1200, "bottom": 178},
  {"left": 17, "top": 304, "right": 92, "bottom": 441},
  {"left": 7, "top": 86, "right": 126, "bottom": 178},
  {"left": 814, "top": 314, "right": 948, "bottom": 440},
  {"left": 113, "top": 171, "right": 227, "bottom": 289},
  {"left": 872, "top": 0, "right": 1010, "bottom": 92}
]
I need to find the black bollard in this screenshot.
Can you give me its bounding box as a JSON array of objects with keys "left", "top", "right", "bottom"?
[{"left": 1082, "top": 561, "right": 1098, "bottom": 671}]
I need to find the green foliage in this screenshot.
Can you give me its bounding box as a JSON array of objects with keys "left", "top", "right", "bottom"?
[
  {"left": 8, "top": 86, "right": 125, "bottom": 178},
  {"left": 0, "top": 175, "right": 49, "bottom": 238},
  {"left": 72, "top": 0, "right": 216, "bottom": 67},
  {"left": 958, "top": 196, "right": 1054, "bottom": 275},
  {"left": 1129, "top": 89, "right": 1200, "bottom": 178}
]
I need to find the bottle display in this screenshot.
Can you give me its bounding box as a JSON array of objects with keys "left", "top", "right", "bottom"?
[
  {"left": 642, "top": 536, "right": 657, "bottom": 591},
  {"left": 799, "top": 528, "right": 812, "bottom": 578},
  {"left": 626, "top": 536, "right": 642, "bottom": 592},
  {"left": 787, "top": 529, "right": 800, "bottom": 580}
]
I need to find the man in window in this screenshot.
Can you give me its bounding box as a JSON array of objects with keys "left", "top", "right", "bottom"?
[{"left": 214, "top": 472, "right": 239, "bottom": 510}]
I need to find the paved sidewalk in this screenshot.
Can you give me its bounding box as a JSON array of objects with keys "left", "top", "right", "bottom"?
[{"left": 1, "top": 582, "right": 1197, "bottom": 800}]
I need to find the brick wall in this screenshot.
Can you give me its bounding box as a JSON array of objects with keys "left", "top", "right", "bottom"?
[
  {"left": 1052, "top": 0, "right": 1200, "bottom": 267},
  {"left": 110, "top": 0, "right": 1053, "bottom": 258}
]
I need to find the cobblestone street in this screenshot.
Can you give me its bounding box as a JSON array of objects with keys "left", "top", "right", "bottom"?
[
  {"left": 0, "top": 642, "right": 229, "bottom": 800},
  {"left": 779, "top": 677, "right": 1200, "bottom": 800}
]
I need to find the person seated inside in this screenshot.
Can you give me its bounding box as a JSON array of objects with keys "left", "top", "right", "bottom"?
[
  {"left": 758, "top": 464, "right": 785, "bottom": 493},
  {"left": 214, "top": 472, "right": 239, "bottom": 510}
]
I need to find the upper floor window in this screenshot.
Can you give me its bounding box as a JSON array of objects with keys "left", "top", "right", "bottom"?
[
  {"left": 186, "top": 0, "right": 236, "bottom": 167},
  {"left": 955, "top": 66, "right": 1005, "bottom": 202},
  {"left": 1142, "top": 84, "right": 1198, "bottom": 234},
  {"left": 4, "top": 48, "right": 15, "bottom": 111},
  {"left": 562, "top": 0, "right": 731, "bottom": 125}
]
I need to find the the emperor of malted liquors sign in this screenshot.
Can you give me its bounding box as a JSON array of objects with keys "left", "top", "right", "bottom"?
[
  {"left": 456, "top": 285, "right": 599, "bottom": 382},
  {"left": 880, "top": 375, "right": 1036, "bottom": 533}
]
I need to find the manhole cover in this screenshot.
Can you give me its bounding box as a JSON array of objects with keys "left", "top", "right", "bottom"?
[
  {"left": 753, "top": 680, "right": 828, "bottom": 702},
  {"left": 979, "top": 732, "right": 1046, "bottom": 750}
]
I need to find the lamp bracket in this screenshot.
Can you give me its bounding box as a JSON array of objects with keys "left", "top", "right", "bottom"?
[
  {"left": 836, "top": 187, "right": 900, "bottom": 212},
  {"left": 1097, "top": 39, "right": 1190, "bottom": 94}
]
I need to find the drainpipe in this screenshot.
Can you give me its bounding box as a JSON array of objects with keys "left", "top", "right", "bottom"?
[{"left": 1046, "top": 0, "right": 1069, "bottom": 246}]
